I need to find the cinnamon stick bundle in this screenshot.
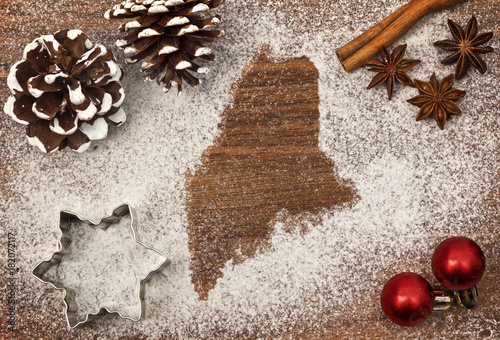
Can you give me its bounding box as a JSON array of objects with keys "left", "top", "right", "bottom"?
[{"left": 336, "top": 0, "right": 468, "bottom": 73}]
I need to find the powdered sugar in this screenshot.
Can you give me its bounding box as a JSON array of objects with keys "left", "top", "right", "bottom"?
[{"left": 1, "top": 0, "right": 498, "bottom": 338}]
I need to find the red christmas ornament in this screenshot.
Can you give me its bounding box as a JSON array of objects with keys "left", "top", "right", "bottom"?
[
  {"left": 381, "top": 272, "right": 435, "bottom": 326},
  {"left": 432, "top": 237, "right": 485, "bottom": 291}
]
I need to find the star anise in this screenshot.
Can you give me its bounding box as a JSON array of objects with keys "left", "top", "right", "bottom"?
[
  {"left": 434, "top": 16, "right": 494, "bottom": 80},
  {"left": 407, "top": 73, "right": 466, "bottom": 130},
  {"left": 365, "top": 44, "right": 420, "bottom": 100}
]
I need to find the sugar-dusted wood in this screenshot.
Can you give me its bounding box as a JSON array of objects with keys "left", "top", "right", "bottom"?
[
  {"left": 338, "top": 0, "right": 468, "bottom": 72},
  {"left": 186, "top": 47, "right": 357, "bottom": 300},
  {"left": 0, "top": 0, "right": 498, "bottom": 338}
]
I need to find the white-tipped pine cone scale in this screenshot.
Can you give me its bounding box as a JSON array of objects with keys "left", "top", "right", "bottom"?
[
  {"left": 3, "top": 30, "right": 126, "bottom": 153},
  {"left": 105, "top": 0, "right": 225, "bottom": 94}
]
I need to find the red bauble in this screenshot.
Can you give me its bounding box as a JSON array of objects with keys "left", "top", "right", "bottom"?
[
  {"left": 381, "top": 272, "right": 434, "bottom": 326},
  {"left": 432, "top": 237, "right": 485, "bottom": 291}
]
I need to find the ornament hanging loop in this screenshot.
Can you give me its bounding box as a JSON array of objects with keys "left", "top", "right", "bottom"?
[
  {"left": 454, "top": 286, "right": 478, "bottom": 309},
  {"left": 432, "top": 286, "right": 479, "bottom": 311},
  {"left": 433, "top": 290, "right": 453, "bottom": 311}
]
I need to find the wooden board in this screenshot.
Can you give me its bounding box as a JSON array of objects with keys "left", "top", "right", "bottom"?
[{"left": 0, "top": 0, "right": 498, "bottom": 338}]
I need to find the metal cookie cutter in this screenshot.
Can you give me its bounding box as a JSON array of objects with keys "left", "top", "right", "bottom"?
[{"left": 32, "top": 204, "right": 167, "bottom": 328}]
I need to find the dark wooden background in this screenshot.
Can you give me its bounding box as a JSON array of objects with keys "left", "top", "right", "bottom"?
[{"left": 0, "top": 0, "right": 498, "bottom": 338}]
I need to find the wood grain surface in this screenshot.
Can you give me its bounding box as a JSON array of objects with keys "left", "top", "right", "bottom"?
[
  {"left": 186, "top": 48, "right": 358, "bottom": 300},
  {"left": 0, "top": 0, "right": 498, "bottom": 339}
]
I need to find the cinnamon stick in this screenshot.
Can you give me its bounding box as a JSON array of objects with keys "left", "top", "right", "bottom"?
[
  {"left": 336, "top": 2, "right": 411, "bottom": 62},
  {"left": 337, "top": 0, "right": 468, "bottom": 73}
]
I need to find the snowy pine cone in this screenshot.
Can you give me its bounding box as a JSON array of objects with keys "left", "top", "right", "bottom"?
[
  {"left": 105, "top": 0, "right": 224, "bottom": 93},
  {"left": 4, "top": 29, "right": 126, "bottom": 153}
]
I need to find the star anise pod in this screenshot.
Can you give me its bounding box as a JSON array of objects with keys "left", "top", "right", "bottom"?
[
  {"left": 407, "top": 73, "right": 466, "bottom": 130},
  {"left": 434, "top": 16, "right": 494, "bottom": 80},
  {"left": 365, "top": 44, "right": 420, "bottom": 100}
]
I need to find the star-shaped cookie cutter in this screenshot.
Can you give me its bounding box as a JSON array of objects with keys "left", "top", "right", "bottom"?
[{"left": 32, "top": 204, "right": 168, "bottom": 328}]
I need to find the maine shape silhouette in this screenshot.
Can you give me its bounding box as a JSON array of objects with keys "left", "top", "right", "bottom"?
[{"left": 186, "top": 47, "right": 357, "bottom": 300}]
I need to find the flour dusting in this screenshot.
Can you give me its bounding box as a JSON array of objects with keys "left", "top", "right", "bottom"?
[{"left": 1, "top": 0, "right": 499, "bottom": 338}]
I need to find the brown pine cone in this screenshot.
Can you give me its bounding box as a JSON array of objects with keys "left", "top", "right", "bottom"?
[
  {"left": 4, "top": 29, "right": 126, "bottom": 153},
  {"left": 105, "top": 0, "right": 225, "bottom": 94}
]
